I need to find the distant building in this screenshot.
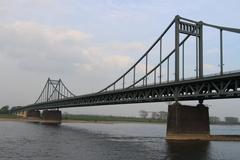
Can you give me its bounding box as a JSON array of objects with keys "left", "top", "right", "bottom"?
[
  {"left": 209, "top": 116, "right": 220, "bottom": 124},
  {"left": 225, "top": 117, "right": 239, "bottom": 124},
  {"left": 159, "top": 111, "right": 168, "bottom": 122}
]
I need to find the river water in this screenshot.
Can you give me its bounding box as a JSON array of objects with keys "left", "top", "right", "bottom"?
[{"left": 0, "top": 121, "right": 240, "bottom": 160}]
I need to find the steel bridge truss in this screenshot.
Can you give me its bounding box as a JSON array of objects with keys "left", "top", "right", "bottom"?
[{"left": 23, "top": 72, "right": 240, "bottom": 110}]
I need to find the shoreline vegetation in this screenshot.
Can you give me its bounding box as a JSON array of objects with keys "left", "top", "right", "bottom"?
[
  {"left": 0, "top": 114, "right": 240, "bottom": 125},
  {"left": 1, "top": 106, "right": 239, "bottom": 124},
  {"left": 63, "top": 114, "right": 165, "bottom": 123},
  {"left": 63, "top": 114, "right": 240, "bottom": 125}
]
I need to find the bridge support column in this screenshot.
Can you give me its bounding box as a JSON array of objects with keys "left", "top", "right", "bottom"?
[
  {"left": 16, "top": 111, "right": 21, "bottom": 117},
  {"left": 41, "top": 110, "right": 62, "bottom": 125},
  {"left": 26, "top": 110, "right": 41, "bottom": 122},
  {"left": 17, "top": 111, "right": 27, "bottom": 118},
  {"left": 166, "top": 102, "right": 210, "bottom": 140}
]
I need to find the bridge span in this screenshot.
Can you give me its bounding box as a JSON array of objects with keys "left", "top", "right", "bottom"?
[{"left": 14, "top": 15, "right": 240, "bottom": 140}]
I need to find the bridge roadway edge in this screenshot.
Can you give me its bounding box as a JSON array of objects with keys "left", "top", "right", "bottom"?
[{"left": 16, "top": 71, "right": 240, "bottom": 111}]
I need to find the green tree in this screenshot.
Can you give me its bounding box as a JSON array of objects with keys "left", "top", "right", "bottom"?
[
  {"left": 0, "top": 105, "right": 10, "bottom": 114},
  {"left": 225, "top": 117, "right": 239, "bottom": 124},
  {"left": 139, "top": 110, "right": 148, "bottom": 119}
]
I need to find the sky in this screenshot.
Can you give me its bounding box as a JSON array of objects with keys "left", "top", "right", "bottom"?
[{"left": 0, "top": 0, "right": 240, "bottom": 119}]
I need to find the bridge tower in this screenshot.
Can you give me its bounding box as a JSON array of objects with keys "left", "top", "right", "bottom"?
[
  {"left": 175, "top": 15, "right": 203, "bottom": 81},
  {"left": 167, "top": 16, "right": 209, "bottom": 140},
  {"left": 24, "top": 78, "right": 75, "bottom": 124}
]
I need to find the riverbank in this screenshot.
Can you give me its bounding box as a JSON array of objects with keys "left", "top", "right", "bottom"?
[
  {"left": 0, "top": 114, "right": 21, "bottom": 121},
  {"left": 0, "top": 114, "right": 240, "bottom": 125},
  {"left": 166, "top": 134, "right": 240, "bottom": 141},
  {"left": 63, "top": 114, "right": 166, "bottom": 124},
  {"left": 0, "top": 114, "right": 162, "bottom": 124},
  {"left": 0, "top": 114, "right": 19, "bottom": 118}
]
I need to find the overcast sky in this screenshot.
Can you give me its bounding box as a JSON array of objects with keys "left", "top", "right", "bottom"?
[{"left": 0, "top": 0, "right": 240, "bottom": 119}]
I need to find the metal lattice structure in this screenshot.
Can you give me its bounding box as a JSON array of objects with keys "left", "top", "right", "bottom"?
[
  {"left": 35, "top": 78, "right": 75, "bottom": 104},
  {"left": 15, "top": 15, "right": 240, "bottom": 111}
]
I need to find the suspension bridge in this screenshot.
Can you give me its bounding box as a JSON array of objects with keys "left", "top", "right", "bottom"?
[{"left": 14, "top": 15, "right": 240, "bottom": 140}]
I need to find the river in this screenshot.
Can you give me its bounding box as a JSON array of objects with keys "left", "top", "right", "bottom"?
[{"left": 0, "top": 121, "right": 240, "bottom": 160}]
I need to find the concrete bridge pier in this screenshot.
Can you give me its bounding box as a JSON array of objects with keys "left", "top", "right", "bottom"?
[
  {"left": 26, "top": 110, "right": 41, "bottom": 122},
  {"left": 41, "top": 110, "right": 62, "bottom": 125},
  {"left": 166, "top": 102, "right": 210, "bottom": 140},
  {"left": 16, "top": 111, "right": 27, "bottom": 118},
  {"left": 16, "top": 111, "right": 22, "bottom": 117}
]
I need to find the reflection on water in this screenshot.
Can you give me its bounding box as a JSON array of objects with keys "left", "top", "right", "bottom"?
[
  {"left": 166, "top": 141, "right": 210, "bottom": 160},
  {"left": 0, "top": 121, "right": 240, "bottom": 160}
]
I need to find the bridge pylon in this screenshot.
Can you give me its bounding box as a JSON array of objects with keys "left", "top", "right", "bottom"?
[{"left": 35, "top": 78, "right": 75, "bottom": 104}]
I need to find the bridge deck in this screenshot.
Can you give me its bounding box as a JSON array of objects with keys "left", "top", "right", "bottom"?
[{"left": 19, "top": 72, "right": 240, "bottom": 111}]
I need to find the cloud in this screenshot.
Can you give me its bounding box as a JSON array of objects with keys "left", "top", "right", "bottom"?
[
  {"left": 0, "top": 21, "right": 146, "bottom": 77},
  {"left": 103, "top": 55, "right": 133, "bottom": 68},
  {"left": 0, "top": 19, "right": 151, "bottom": 107},
  {"left": 203, "top": 63, "right": 218, "bottom": 74},
  {"left": 205, "top": 48, "right": 220, "bottom": 55},
  {"left": 0, "top": 21, "right": 90, "bottom": 74},
  {"left": 0, "top": 20, "right": 149, "bottom": 102}
]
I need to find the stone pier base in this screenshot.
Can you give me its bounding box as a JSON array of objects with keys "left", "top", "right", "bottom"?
[
  {"left": 26, "top": 110, "right": 41, "bottom": 122},
  {"left": 16, "top": 111, "right": 27, "bottom": 118},
  {"left": 26, "top": 110, "right": 41, "bottom": 118},
  {"left": 41, "top": 110, "right": 62, "bottom": 125},
  {"left": 166, "top": 103, "right": 210, "bottom": 140}
]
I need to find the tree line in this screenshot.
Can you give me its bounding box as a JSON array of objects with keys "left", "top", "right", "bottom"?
[
  {"left": 0, "top": 105, "right": 22, "bottom": 114},
  {"left": 139, "top": 110, "right": 240, "bottom": 124}
]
